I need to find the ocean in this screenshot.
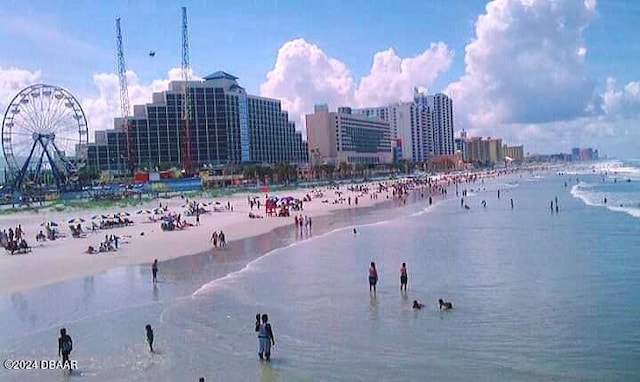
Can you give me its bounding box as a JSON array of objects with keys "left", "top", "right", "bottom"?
[{"left": 1, "top": 162, "right": 639, "bottom": 381}]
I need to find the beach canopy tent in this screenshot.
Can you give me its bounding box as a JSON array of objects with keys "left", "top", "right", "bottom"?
[
  {"left": 41, "top": 221, "right": 58, "bottom": 227},
  {"left": 118, "top": 212, "right": 131, "bottom": 217},
  {"left": 136, "top": 209, "right": 153, "bottom": 215},
  {"left": 91, "top": 215, "right": 107, "bottom": 220},
  {"left": 68, "top": 218, "right": 86, "bottom": 224}
]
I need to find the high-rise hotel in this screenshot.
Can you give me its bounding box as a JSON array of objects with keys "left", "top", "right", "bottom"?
[
  {"left": 354, "top": 91, "right": 455, "bottom": 162},
  {"left": 306, "top": 105, "right": 392, "bottom": 166},
  {"left": 85, "top": 71, "right": 308, "bottom": 172}
]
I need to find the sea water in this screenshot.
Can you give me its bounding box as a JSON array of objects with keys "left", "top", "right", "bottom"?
[{"left": 1, "top": 164, "right": 639, "bottom": 381}]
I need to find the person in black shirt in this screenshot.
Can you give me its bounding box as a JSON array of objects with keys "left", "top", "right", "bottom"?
[
  {"left": 152, "top": 259, "right": 158, "bottom": 284},
  {"left": 58, "top": 328, "right": 73, "bottom": 372},
  {"left": 145, "top": 324, "right": 154, "bottom": 352}
]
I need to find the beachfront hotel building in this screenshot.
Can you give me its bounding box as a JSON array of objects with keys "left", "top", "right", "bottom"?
[
  {"left": 85, "top": 71, "right": 308, "bottom": 173},
  {"left": 306, "top": 104, "right": 392, "bottom": 166},
  {"left": 503, "top": 145, "right": 524, "bottom": 161},
  {"left": 353, "top": 90, "right": 454, "bottom": 163}
]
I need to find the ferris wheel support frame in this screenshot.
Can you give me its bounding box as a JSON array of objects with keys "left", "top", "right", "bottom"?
[{"left": 12, "top": 133, "right": 67, "bottom": 191}]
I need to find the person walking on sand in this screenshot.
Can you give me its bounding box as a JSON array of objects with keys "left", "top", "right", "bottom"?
[
  {"left": 399, "top": 262, "right": 408, "bottom": 292},
  {"left": 58, "top": 328, "right": 73, "bottom": 373},
  {"left": 152, "top": 259, "right": 158, "bottom": 284},
  {"left": 255, "top": 313, "right": 276, "bottom": 361},
  {"left": 369, "top": 262, "right": 378, "bottom": 293},
  {"left": 219, "top": 231, "right": 226, "bottom": 248},
  {"left": 210, "top": 231, "right": 218, "bottom": 248},
  {"left": 145, "top": 324, "right": 154, "bottom": 352}
]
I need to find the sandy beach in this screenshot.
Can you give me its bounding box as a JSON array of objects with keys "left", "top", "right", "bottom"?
[
  {"left": 0, "top": 182, "right": 402, "bottom": 295},
  {"left": 0, "top": 167, "right": 528, "bottom": 295}
]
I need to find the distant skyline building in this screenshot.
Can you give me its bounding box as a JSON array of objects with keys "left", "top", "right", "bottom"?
[
  {"left": 571, "top": 147, "right": 598, "bottom": 161},
  {"left": 86, "top": 71, "right": 308, "bottom": 172},
  {"left": 306, "top": 105, "right": 392, "bottom": 166},
  {"left": 464, "top": 135, "right": 510, "bottom": 165},
  {"left": 504, "top": 145, "right": 524, "bottom": 161},
  {"left": 454, "top": 129, "right": 468, "bottom": 161}
]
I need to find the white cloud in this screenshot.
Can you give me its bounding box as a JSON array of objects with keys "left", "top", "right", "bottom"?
[
  {"left": 0, "top": 67, "right": 42, "bottom": 108},
  {"left": 260, "top": 38, "right": 454, "bottom": 129},
  {"left": 260, "top": 39, "right": 356, "bottom": 129},
  {"left": 602, "top": 77, "right": 640, "bottom": 117},
  {"left": 355, "top": 43, "right": 453, "bottom": 107},
  {"left": 447, "top": 0, "right": 598, "bottom": 131}
]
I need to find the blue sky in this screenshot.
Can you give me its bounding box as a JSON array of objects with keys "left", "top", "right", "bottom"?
[{"left": 1, "top": 0, "right": 640, "bottom": 156}]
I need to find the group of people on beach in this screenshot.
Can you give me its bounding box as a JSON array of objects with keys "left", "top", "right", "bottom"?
[
  {"left": 210, "top": 230, "right": 227, "bottom": 248},
  {"left": 293, "top": 214, "right": 312, "bottom": 231},
  {"left": 85, "top": 234, "right": 120, "bottom": 254},
  {"left": 1, "top": 224, "right": 31, "bottom": 255},
  {"left": 368, "top": 261, "right": 453, "bottom": 312}
]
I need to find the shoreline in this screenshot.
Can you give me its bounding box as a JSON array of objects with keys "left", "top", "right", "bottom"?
[
  {"left": 0, "top": 167, "right": 543, "bottom": 295},
  {"left": 0, "top": 180, "right": 425, "bottom": 295}
]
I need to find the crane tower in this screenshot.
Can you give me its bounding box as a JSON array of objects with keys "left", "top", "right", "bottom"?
[
  {"left": 180, "top": 6, "right": 193, "bottom": 173},
  {"left": 115, "top": 17, "right": 135, "bottom": 173}
]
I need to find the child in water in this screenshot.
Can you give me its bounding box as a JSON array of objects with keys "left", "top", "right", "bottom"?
[
  {"left": 255, "top": 313, "right": 275, "bottom": 361},
  {"left": 412, "top": 300, "right": 424, "bottom": 310}
]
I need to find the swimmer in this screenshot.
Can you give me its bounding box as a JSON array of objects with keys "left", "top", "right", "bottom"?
[
  {"left": 413, "top": 300, "right": 424, "bottom": 310},
  {"left": 438, "top": 299, "right": 453, "bottom": 311},
  {"left": 353, "top": 228, "right": 357, "bottom": 234}
]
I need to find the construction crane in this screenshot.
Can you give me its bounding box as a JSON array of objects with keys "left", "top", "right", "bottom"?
[
  {"left": 115, "top": 17, "right": 135, "bottom": 174},
  {"left": 180, "top": 6, "right": 193, "bottom": 174}
]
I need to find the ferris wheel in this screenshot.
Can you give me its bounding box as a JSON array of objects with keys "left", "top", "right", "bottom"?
[{"left": 1, "top": 84, "right": 88, "bottom": 190}]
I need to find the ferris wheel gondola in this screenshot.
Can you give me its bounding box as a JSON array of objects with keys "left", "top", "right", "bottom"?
[{"left": 1, "top": 84, "right": 89, "bottom": 191}]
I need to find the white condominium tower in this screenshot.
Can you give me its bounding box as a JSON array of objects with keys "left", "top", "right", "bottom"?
[{"left": 354, "top": 91, "right": 454, "bottom": 162}]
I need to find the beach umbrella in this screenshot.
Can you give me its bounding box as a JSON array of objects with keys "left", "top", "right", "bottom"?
[
  {"left": 40, "top": 221, "right": 58, "bottom": 227},
  {"left": 105, "top": 213, "right": 118, "bottom": 220},
  {"left": 153, "top": 207, "right": 164, "bottom": 214},
  {"left": 214, "top": 201, "right": 221, "bottom": 205},
  {"left": 67, "top": 217, "right": 86, "bottom": 224},
  {"left": 91, "top": 214, "right": 107, "bottom": 220},
  {"left": 118, "top": 211, "right": 131, "bottom": 217},
  {"left": 136, "top": 209, "right": 152, "bottom": 215}
]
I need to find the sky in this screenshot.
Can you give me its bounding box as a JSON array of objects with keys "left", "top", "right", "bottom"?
[{"left": 0, "top": 0, "right": 639, "bottom": 157}]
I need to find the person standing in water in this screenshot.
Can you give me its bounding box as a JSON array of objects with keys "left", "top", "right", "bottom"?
[
  {"left": 152, "top": 259, "right": 158, "bottom": 284},
  {"left": 145, "top": 324, "right": 154, "bottom": 352},
  {"left": 58, "top": 328, "right": 73, "bottom": 372},
  {"left": 510, "top": 198, "right": 514, "bottom": 209},
  {"left": 369, "top": 262, "right": 378, "bottom": 293},
  {"left": 399, "top": 263, "right": 408, "bottom": 292},
  {"left": 255, "top": 313, "right": 275, "bottom": 361}
]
